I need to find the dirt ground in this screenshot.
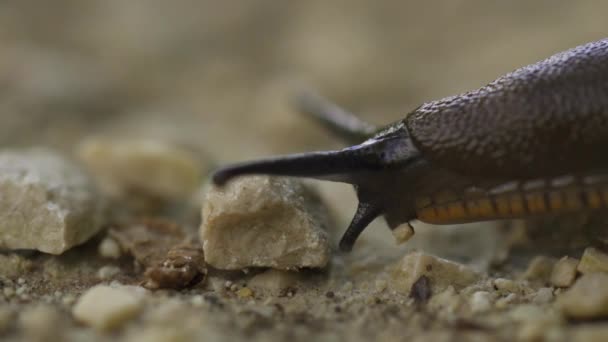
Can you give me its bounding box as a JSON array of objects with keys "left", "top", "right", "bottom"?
[{"left": 2, "top": 1, "right": 608, "bottom": 341}]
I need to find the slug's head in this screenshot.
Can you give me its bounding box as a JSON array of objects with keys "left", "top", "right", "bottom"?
[{"left": 212, "top": 123, "right": 422, "bottom": 252}]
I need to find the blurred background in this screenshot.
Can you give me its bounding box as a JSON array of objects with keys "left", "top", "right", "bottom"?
[{"left": 1, "top": 0, "right": 607, "bottom": 257}]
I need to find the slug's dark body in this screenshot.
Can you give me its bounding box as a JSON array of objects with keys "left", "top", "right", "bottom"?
[{"left": 213, "top": 39, "right": 608, "bottom": 252}]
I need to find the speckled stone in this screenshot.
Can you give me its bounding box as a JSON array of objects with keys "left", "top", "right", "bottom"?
[
  {"left": 201, "top": 176, "right": 331, "bottom": 270},
  {"left": 0, "top": 148, "right": 104, "bottom": 254}
]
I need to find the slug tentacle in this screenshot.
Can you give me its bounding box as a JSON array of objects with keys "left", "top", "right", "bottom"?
[
  {"left": 294, "top": 92, "right": 378, "bottom": 143},
  {"left": 212, "top": 126, "right": 420, "bottom": 186},
  {"left": 339, "top": 198, "right": 382, "bottom": 252}
]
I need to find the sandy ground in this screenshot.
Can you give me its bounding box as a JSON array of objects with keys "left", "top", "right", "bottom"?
[{"left": 2, "top": 1, "right": 608, "bottom": 341}]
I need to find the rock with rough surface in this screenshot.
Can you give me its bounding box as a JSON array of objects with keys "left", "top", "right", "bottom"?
[
  {"left": 249, "top": 269, "right": 302, "bottom": 293},
  {"left": 550, "top": 256, "right": 579, "bottom": 287},
  {"left": 78, "top": 138, "right": 203, "bottom": 200},
  {"left": 72, "top": 285, "right": 145, "bottom": 331},
  {"left": 522, "top": 256, "right": 556, "bottom": 282},
  {"left": 390, "top": 251, "right": 479, "bottom": 294},
  {"left": 577, "top": 247, "right": 608, "bottom": 275},
  {"left": 201, "top": 176, "right": 331, "bottom": 270},
  {"left": 558, "top": 273, "right": 608, "bottom": 319},
  {"left": 0, "top": 149, "right": 103, "bottom": 254}
]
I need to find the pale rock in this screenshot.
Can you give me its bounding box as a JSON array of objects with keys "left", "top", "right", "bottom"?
[
  {"left": 78, "top": 138, "right": 203, "bottom": 200},
  {"left": 532, "top": 287, "right": 554, "bottom": 304},
  {"left": 495, "top": 293, "right": 518, "bottom": 309},
  {"left": 390, "top": 251, "right": 479, "bottom": 294},
  {"left": 493, "top": 278, "right": 518, "bottom": 293},
  {"left": 470, "top": 291, "right": 493, "bottom": 313},
  {"left": 19, "top": 304, "right": 62, "bottom": 341},
  {"left": 508, "top": 304, "right": 550, "bottom": 322},
  {"left": 428, "top": 286, "right": 461, "bottom": 315},
  {"left": 0, "top": 149, "right": 104, "bottom": 254},
  {"left": 522, "top": 256, "right": 556, "bottom": 282},
  {"left": 392, "top": 223, "right": 415, "bottom": 245},
  {"left": 550, "top": 256, "right": 579, "bottom": 287},
  {"left": 249, "top": 269, "right": 301, "bottom": 293},
  {"left": 97, "top": 265, "right": 121, "bottom": 280},
  {"left": 577, "top": 247, "right": 608, "bottom": 274},
  {"left": 558, "top": 273, "right": 608, "bottom": 319},
  {"left": 236, "top": 287, "right": 254, "bottom": 298},
  {"left": 72, "top": 285, "right": 145, "bottom": 331},
  {"left": 201, "top": 176, "right": 331, "bottom": 270},
  {"left": 98, "top": 236, "right": 122, "bottom": 259}
]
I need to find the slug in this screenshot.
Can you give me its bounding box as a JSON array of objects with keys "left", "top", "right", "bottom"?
[{"left": 213, "top": 38, "right": 608, "bottom": 252}]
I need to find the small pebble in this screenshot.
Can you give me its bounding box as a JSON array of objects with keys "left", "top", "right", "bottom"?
[
  {"left": 493, "top": 278, "right": 518, "bottom": 293},
  {"left": 470, "top": 291, "right": 492, "bottom": 313},
  {"left": 522, "top": 256, "right": 556, "bottom": 282},
  {"left": 550, "top": 256, "right": 579, "bottom": 287},
  {"left": 532, "top": 287, "right": 554, "bottom": 304},
  {"left": 392, "top": 223, "right": 415, "bottom": 245},
  {"left": 249, "top": 270, "right": 300, "bottom": 293},
  {"left": 72, "top": 285, "right": 144, "bottom": 331},
  {"left": 19, "top": 304, "right": 62, "bottom": 341},
  {"left": 3, "top": 287, "right": 15, "bottom": 298},
  {"left": 190, "top": 295, "right": 204, "bottom": 307},
  {"left": 97, "top": 265, "right": 121, "bottom": 280},
  {"left": 98, "top": 237, "right": 122, "bottom": 259},
  {"left": 391, "top": 251, "right": 479, "bottom": 293},
  {"left": 558, "top": 272, "right": 608, "bottom": 319},
  {"left": 78, "top": 138, "right": 203, "bottom": 200},
  {"left": 236, "top": 287, "right": 253, "bottom": 299},
  {"left": 577, "top": 247, "right": 608, "bottom": 274},
  {"left": 495, "top": 293, "right": 518, "bottom": 309}
]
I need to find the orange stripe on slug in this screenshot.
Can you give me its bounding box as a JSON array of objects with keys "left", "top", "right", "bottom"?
[
  {"left": 477, "top": 199, "right": 496, "bottom": 218},
  {"left": 417, "top": 207, "right": 438, "bottom": 222},
  {"left": 494, "top": 197, "right": 511, "bottom": 216},
  {"left": 509, "top": 194, "right": 526, "bottom": 216},
  {"left": 435, "top": 206, "right": 451, "bottom": 221},
  {"left": 447, "top": 202, "right": 467, "bottom": 220},
  {"left": 586, "top": 189, "right": 603, "bottom": 209},
  {"left": 525, "top": 192, "right": 547, "bottom": 214},
  {"left": 548, "top": 192, "right": 564, "bottom": 211},
  {"left": 564, "top": 191, "right": 583, "bottom": 210}
]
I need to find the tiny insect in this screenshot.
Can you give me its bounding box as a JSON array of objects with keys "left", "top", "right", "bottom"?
[{"left": 213, "top": 38, "right": 608, "bottom": 252}]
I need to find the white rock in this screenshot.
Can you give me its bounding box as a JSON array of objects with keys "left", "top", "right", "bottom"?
[
  {"left": 78, "top": 138, "right": 203, "bottom": 200},
  {"left": 201, "top": 176, "right": 331, "bottom": 270},
  {"left": 470, "top": 291, "right": 492, "bottom": 313},
  {"left": 249, "top": 269, "right": 301, "bottom": 292},
  {"left": 577, "top": 247, "right": 608, "bottom": 274},
  {"left": 558, "top": 273, "right": 608, "bottom": 319},
  {"left": 98, "top": 236, "right": 122, "bottom": 259},
  {"left": 522, "top": 256, "right": 556, "bottom": 282},
  {"left": 493, "top": 278, "right": 518, "bottom": 293},
  {"left": 550, "top": 256, "right": 579, "bottom": 288},
  {"left": 0, "top": 149, "right": 104, "bottom": 254},
  {"left": 390, "top": 251, "right": 479, "bottom": 293},
  {"left": 97, "top": 265, "right": 121, "bottom": 280},
  {"left": 19, "top": 304, "right": 62, "bottom": 341},
  {"left": 392, "top": 223, "right": 414, "bottom": 245},
  {"left": 532, "top": 287, "right": 554, "bottom": 304},
  {"left": 72, "top": 285, "right": 145, "bottom": 331}
]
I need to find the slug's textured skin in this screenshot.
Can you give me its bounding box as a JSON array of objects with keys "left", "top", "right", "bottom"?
[
  {"left": 213, "top": 38, "right": 608, "bottom": 252},
  {"left": 407, "top": 39, "right": 608, "bottom": 179}
]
